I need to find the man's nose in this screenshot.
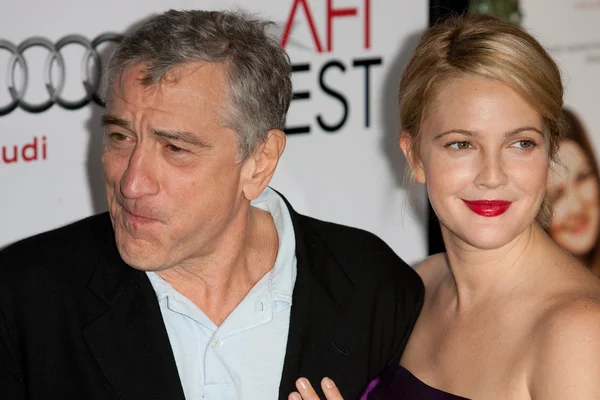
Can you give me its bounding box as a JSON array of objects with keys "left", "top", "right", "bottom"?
[{"left": 119, "top": 146, "right": 159, "bottom": 199}]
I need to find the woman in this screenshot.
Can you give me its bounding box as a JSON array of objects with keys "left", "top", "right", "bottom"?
[
  {"left": 547, "top": 108, "right": 600, "bottom": 276},
  {"left": 289, "top": 14, "right": 600, "bottom": 400}
]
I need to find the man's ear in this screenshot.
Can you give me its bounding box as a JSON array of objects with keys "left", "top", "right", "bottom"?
[
  {"left": 241, "top": 129, "right": 286, "bottom": 200},
  {"left": 399, "top": 132, "right": 426, "bottom": 184}
]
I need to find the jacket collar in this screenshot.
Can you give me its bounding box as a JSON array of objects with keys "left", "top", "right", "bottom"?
[
  {"left": 84, "top": 214, "right": 186, "bottom": 400},
  {"left": 276, "top": 191, "right": 356, "bottom": 399},
  {"left": 83, "top": 193, "right": 358, "bottom": 400}
]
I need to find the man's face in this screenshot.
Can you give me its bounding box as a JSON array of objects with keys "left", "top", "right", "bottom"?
[{"left": 102, "top": 62, "right": 251, "bottom": 271}]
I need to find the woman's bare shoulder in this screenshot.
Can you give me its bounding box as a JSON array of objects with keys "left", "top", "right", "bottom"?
[
  {"left": 535, "top": 251, "right": 600, "bottom": 329},
  {"left": 538, "top": 272, "right": 600, "bottom": 329},
  {"left": 528, "top": 268, "right": 600, "bottom": 398}
]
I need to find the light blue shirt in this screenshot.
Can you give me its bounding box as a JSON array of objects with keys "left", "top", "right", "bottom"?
[{"left": 146, "top": 187, "right": 297, "bottom": 400}]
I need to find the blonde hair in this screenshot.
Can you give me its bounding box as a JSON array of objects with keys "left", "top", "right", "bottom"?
[{"left": 399, "top": 14, "right": 566, "bottom": 227}]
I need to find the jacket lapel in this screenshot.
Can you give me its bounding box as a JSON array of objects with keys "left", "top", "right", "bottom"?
[
  {"left": 278, "top": 195, "right": 358, "bottom": 399},
  {"left": 83, "top": 227, "right": 185, "bottom": 400}
]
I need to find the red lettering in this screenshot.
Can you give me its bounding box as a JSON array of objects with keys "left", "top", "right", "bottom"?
[
  {"left": 2, "top": 146, "right": 17, "bottom": 163},
  {"left": 0, "top": 136, "right": 48, "bottom": 165},
  {"left": 22, "top": 137, "right": 38, "bottom": 162},
  {"left": 364, "top": 0, "right": 371, "bottom": 49},
  {"left": 327, "top": 0, "right": 357, "bottom": 52},
  {"left": 281, "top": 0, "right": 323, "bottom": 52}
]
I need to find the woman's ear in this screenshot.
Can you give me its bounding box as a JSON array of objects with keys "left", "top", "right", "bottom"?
[{"left": 399, "top": 132, "right": 426, "bottom": 184}]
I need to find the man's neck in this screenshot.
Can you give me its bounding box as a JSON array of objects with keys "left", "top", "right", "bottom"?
[{"left": 156, "top": 206, "right": 279, "bottom": 325}]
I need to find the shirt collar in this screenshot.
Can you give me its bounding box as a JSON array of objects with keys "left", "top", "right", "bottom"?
[
  {"left": 146, "top": 186, "right": 296, "bottom": 308},
  {"left": 251, "top": 186, "right": 297, "bottom": 305}
]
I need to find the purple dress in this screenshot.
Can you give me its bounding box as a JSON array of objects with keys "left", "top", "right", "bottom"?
[{"left": 360, "top": 366, "right": 470, "bottom": 400}]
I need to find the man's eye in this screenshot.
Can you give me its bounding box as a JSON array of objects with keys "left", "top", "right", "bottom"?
[
  {"left": 167, "top": 144, "right": 185, "bottom": 153},
  {"left": 109, "top": 133, "right": 128, "bottom": 141}
]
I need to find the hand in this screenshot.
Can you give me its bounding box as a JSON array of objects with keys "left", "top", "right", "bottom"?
[{"left": 288, "top": 377, "right": 344, "bottom": 400}]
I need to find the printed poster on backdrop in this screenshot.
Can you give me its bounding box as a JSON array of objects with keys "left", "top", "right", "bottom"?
[
  {"left": 0, "top": 0, "right": 428, "bottom": 265},
  {"left": 519, "top": 0, "right": 600, "bottom": 275}
]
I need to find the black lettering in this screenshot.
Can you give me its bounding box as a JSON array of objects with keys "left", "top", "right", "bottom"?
[
  {"left": 317, "top": 60, "right": 348, "bottom": 133},
  {"left": 352, "top": 57, "right": 382, "bottom": 128},
  {"left": 285, "top": 63, "right": 311, "bottom": 135}
]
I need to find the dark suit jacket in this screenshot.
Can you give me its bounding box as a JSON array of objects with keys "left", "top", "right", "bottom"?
[{"left": 0, "top": 198, "right": 424, "bottom": 400}]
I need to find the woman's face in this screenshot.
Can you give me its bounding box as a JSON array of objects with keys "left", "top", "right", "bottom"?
[
  {"left": 405, "top": 76, "right": 549, "bottom": 250},
  {"left": 547, "top": 140, "right": 600, "bottom": 256}
]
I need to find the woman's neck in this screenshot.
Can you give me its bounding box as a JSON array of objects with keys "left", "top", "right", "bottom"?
[{"left": 440, "top": 223, "right": 544, "bottom": 312}]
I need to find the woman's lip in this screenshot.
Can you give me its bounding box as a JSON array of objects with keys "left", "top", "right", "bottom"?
[
  {"left": 462, "top": 200, "right": 512, "bottom": 217},
  {"left": 565, "top": 216, "right": 590, "bottom": 234}
]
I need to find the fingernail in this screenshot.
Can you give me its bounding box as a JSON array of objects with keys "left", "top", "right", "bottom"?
[
  {"left": 298, "top": 378, "right": 308, "bottom": 390},
  {"left": 290, "top": 394, "right": 301, "bottom": 400},
  {"left": 323, "top": 377, "right": 334, "bottom": 389}
]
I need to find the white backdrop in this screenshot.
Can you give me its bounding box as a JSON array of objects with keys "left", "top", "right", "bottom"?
[{"left": 0, "top": 0, "right": 428, "bottom": 265}]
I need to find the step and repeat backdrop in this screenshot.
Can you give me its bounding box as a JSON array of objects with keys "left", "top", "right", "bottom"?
[
  {"left": 0, "top": 0, "right": 429, "bottom": 264},
  {"left": 520, "top": 0, "right": 600, "bottom": 275}
]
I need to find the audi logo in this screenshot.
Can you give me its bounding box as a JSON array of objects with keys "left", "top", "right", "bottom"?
[{"left": 0, "top": 33, "right": 122, "bottom": 116}]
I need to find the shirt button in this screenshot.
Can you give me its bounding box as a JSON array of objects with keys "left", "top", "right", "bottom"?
[{"left": 211, "top": 340, "right": 222, "bottom": 349}]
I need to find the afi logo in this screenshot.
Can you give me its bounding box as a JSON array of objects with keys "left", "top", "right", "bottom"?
[{"left": 281, "top": 0, "right": 372, "bottom": 53}]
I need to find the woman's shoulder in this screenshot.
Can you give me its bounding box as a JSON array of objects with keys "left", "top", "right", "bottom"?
[
  {"left": 534, "top": 249, "right": 600, "bottom": 337},
  {"left": 528, "top": 273, "right": 600, "bottom": 397},
  {"left": 538, "top": 284, "right": 600, "bottom": 329},
  {"left": 535, "top": 277, "right": 600, "bottom": 339}
]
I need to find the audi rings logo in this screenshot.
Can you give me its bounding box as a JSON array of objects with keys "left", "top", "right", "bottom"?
[{"left": 0, "top": 33, "right": 122, "bottom": 116}]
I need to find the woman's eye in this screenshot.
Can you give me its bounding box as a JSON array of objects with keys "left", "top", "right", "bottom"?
[
  {"left": 513, "top": 140, "right": 536, "bottom": 149},
  {"left": 447, "top": 141, "right": 472, "bottom": 150},
  {"left": 547, "top": 188, "right": 563, "bottom": 205},
  {"left": 577, "top": 169, "right": 594, "bottom": 183}
]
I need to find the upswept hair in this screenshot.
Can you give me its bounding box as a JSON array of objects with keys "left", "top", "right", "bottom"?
[{"left": 399, "top": 14, "right": 566, "bottom": 226}]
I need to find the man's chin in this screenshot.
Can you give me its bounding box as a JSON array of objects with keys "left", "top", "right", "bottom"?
[{"left": 115, "top": 238, "right": 165, "bottom": 271}]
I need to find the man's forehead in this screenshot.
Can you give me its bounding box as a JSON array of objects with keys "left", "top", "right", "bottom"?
[
  {"left": 108, "top": 61, "right": 228, "bottom": 103},
  {"left": 122, "top": 60, "right": 225, "bottom": 85}
]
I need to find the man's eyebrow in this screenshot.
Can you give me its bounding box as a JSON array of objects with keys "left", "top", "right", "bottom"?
[
  {"left": 101, "top": 114, "right": 132, "bottom": 130},
  {"left": 151, "top": 128, "right": 213, "bottom": 149},
  {"left": 101, "top": 114, "right": 213, "bottom": 149}
]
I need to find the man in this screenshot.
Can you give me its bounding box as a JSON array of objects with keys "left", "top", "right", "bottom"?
[{"left": 0, "top": 9, "right": 423, "bottom": 400}]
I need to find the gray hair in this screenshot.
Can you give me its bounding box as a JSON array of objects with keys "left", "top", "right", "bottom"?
[{"left": 102, "top": 9, "right": 293, "bottom": 160}]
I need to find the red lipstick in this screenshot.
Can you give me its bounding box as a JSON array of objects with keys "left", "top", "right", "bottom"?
[{"left": 462, "top": 200, "right": 511, "bottom": 217}]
